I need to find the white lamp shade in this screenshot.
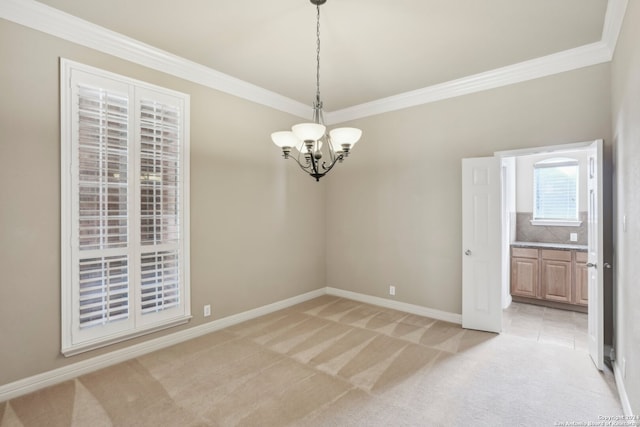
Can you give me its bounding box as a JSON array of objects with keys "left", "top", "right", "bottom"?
[
  {"left": 292, "top": 123, "right": 326, "bottom": 142},
  {"left": 271, "top": 131, "right": 300, "bottom": 148},
  {"left": 329, "top": 127, "right": 362, "bottom": 147}
]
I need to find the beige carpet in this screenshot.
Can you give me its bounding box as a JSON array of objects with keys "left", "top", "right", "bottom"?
[{"left": 0, "top": 296, "right": 622, "bottom": 426}]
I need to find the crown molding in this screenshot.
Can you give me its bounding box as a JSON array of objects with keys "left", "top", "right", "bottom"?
[
  {"left": 327, "top": 0, "right": 628, "bottom": 124},
  {"left": 325, "top": 41, "right": 612, "bottom": 124},
  {"left": 0, "top": 0, "right": 311, "bottom": 119},
  {"left": 0, "top": 0, "right": 629, "bottom": 124},
  {"left": 601, "top": 0, "right": 629, "bottom": 56}
]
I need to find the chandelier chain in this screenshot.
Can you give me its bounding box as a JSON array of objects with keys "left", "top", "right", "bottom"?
[{"left": 315, "top": 4, "right": 321, "bottom": 105}]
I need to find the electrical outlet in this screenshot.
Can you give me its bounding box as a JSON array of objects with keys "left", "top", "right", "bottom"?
[
  {"left": 570, "top": 233, "right": 578, "bottom": 242},
  {"left": 389, "top": 285, "right": 396, "bottom": 296},
  {"left": 204, "top": 304, "right": 211, "bottom": 317}
]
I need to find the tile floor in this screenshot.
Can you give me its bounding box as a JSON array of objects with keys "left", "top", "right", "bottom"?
[{"left": 503, "top": 301, "right": 588, "bottom": 350}]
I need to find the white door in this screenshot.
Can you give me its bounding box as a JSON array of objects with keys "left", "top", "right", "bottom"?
[
  {"left": 462, "top": 157, "right": 502, "bottom": 333},
  {"left": 587, "top": 140, "right": 604, "bottom": 370}
]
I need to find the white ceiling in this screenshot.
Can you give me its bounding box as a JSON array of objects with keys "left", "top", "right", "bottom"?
[{"left": 32, "top": 0, "right": 610, "bottom": 112}]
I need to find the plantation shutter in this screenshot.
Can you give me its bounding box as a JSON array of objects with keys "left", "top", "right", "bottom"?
[
  {"left": 137, "top": 94, "right": 184, "bottom": 324},
  {"left": 62, "top": 60, "right": 190, "bottom": 356},
  {"left": 74, "top": 81, "right": 134, "bottom": 341},
  {"left": 533, "top": 160, "right": 578, "bottom": 220}
]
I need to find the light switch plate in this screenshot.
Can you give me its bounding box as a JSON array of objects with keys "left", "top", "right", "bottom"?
[{"left": 570, "top": 233, "right": 578, "bottom": 242}]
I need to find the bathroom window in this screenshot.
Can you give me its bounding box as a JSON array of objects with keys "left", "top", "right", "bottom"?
[{"left": 532, "top": 157, "right": 579, "bottom": 225}]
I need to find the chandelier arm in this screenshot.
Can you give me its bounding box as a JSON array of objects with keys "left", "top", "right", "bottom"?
[
  {"left": 306, "top": 154, "right": 318, "bottom": 175},
  {"left": 287, "top": 146, "right": 342, "bottom": 178},
  {"left": 311, "top": 155, "right": 320, "bottom": 175},
  {"left": 288, "top": 155, "right": 311, "bottom": 172},
  {"left": 326, "top": 136, "right": 337, "bottom": 162},
  {"left": 319, "top": 154, "right": 344, "bottom": 174},
  {"left": 294, "top": 148, "right": 306, "bottom": 167},
  {"left": 306, "top": 144, "right": 321, "bottom": 176},
  {"left": 299, "top": 152, "right": 315, "bottom": 171},
  {"left": 287, "top": 153, "right": 318, "bottom": 175}
]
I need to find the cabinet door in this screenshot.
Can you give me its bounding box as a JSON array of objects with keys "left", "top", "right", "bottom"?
[
  {"left": 541, "top": 249, "right": 572, "bottom": 303},
  {"left": 511, "top": 257, "right": 539, "bottom": 298},
  {"left": 574, "top": 251, "right": 588, "bottom": 305}
]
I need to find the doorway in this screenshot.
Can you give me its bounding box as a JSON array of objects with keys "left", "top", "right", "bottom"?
[
  {"left": 497, "top": 145, "right": 591, "bottom": 349},
  {"left": 461, "top": 139, "right": 605, "bottom": 370},
  {"left": 497, "top": 140, "right": 604, "bottom": 369}
]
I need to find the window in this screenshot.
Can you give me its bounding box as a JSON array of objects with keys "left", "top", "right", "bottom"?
[
  {"left": 61, "top": 59, "right": 190, "bottom": 356},
  {"left": 532, "top": 157, "right": 579, "bottom": 224}
]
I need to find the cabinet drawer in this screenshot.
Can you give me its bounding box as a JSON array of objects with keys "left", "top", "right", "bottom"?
[
  {"left": 576, "top": 251, "right": 588, "bottom": 263},
  {"left": 541, "top": 249, "right": 572, "bottom": 262},
  {"left": 511, "top": 247, "right": 538, "bottom": 259}
]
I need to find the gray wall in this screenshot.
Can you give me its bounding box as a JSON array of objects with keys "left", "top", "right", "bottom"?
[
  {"left": 325, "top": 64, "right": 611, "bottom": 316},
  {"left": 611, "top": 0, "right": 640, "bottom": 414},
  {"left": 0, "top": 20, "right": 326, "bottom": 386}
]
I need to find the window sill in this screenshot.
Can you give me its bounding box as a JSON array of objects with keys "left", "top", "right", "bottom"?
[
  {"left": 62, "top": 315, "right": 192, "bottom": 357},
  {"left": 530, "top": 219, "right": 582, "bottom": 227}
]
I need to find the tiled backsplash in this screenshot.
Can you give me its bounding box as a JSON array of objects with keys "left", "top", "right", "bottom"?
[{"left": 515, "top": 212, "right": 588, "bottom": 245}]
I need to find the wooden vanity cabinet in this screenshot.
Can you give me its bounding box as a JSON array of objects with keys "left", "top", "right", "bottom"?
[
  {"left": 510, "top": 246, "right": 587, "bottom": 309},
  {"left": 574, "top": 251, "right": 589, "bottom": 306},
  {"left": 540, "top": 249, "right": 572, "bottom": 303},
  {"left": 510, "top": 247, "right": 539, "bottom": 298}
]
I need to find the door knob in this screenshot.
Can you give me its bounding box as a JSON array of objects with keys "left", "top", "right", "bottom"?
[
  {"left": 464, "top": 249, "right": 472, "bottom": 256},
  {"left": 586, "top": 262, "right": 597, "bottom": 268},
  {"left": 604, "top": 262, "right": 612, "bottom": 269}
]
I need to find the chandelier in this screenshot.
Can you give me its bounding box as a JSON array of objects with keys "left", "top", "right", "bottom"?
[{"left": 271, "top": 0, "right": 362, "bottom": 182}]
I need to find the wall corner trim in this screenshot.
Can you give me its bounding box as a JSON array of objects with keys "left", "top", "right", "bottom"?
[
  {"left": 613, "top": 360, "right": 635, "bottom": 416},
  {"left": 601, "top": 0, "right": 629, "bottom": 58}
]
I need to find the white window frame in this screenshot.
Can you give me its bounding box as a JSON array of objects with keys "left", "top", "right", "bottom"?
[
  {"left": 61, "top": 59, "right": 191, "bottom": 356},
  {"left": 531, "top": 157, "right": 581, "bottom": 227}
]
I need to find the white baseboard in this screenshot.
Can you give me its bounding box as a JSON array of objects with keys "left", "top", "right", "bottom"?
[
  {"left": 2, "top": 284, "right": 630, "bottom": 416},
  {"left": 613, "top": 360, "right": 634, "bottom": 416},
  {"left": 503, "top": 294, "right": 513, "bottom": 310},
  {"left": 326, "top": 287, "right": 462, "bottom": 324},
  {"left": 0, "top": 288, "right": 325, "bottom": 402}
]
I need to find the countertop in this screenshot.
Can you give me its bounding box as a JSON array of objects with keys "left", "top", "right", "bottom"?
[{"left": 511, "top": 241, "right": 588, "bottom": 251}]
